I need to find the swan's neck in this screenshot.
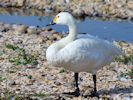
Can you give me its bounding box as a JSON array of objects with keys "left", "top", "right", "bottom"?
[
  {"left": 57, "top": 23, "right": 77, "bottom": 49},
  {"left": 49, "top": 23, "right": 77, "bottom": 54},
  {"left": 67, "top": 23, "right": 77, "bottom": 41}
]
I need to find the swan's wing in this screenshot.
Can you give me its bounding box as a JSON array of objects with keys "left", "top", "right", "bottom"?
[
  {"left": 77, "top": 33, "right": 122, "bottom": 56},
  {"left": 57, "top": 35, "right": 121, "bottom": 69}
]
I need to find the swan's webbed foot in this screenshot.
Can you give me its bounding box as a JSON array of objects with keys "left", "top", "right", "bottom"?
[
  {"left": 84, "top": 91, "right": 99, "bottom": 98},
  {"left": 62, "top": 73, "right": 80, "bottom": 97},
  {"left": 62, "top": 88, "right": 80, "bottom": 97},
  {"left": 89, "top": 91, "right": 99, "bottom": 98},
  {"left": 84, "top": 74, "right": 99, "bottom": 98}
]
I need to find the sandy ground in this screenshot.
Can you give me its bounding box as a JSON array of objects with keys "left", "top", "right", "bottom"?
[{"left": 0, "top": 23, "right": 133, "bottom": 100}]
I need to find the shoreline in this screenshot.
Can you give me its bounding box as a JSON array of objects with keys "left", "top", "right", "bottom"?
[{"left": 0, "top": 0, "right": 133, "bottom": 20}]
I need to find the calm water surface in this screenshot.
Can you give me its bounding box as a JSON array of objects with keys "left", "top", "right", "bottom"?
[{"left": 0, "top": 15, "right": 133, "bottom": 42}]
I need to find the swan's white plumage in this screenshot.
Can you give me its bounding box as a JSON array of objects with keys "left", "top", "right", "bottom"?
[{"left": 46, "top": 12, "right": 121, "bottom": 74}]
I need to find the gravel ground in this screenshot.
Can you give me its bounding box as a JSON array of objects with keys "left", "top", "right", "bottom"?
[
  {"left": 1, "top": 0, "right": 133, "bottom": 20},
  {"left": 0, "top": 23, "right": 133, "bottom": 100}
]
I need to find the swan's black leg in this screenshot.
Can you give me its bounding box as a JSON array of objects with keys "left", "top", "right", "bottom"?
[
  {"left": 62, "top": 73, "right": 80, "bottom": 97},
  {"left": 74, "top": 73, "right": 80, "bottom": 96},
  {"left": 90, "top": 74, "right": 99, "bottom": 98},
  {"left": 93, "top": 74, "right": 97, "bottom": 93},
  {"left": 84, "top": 74, "right": 99, "bottom": 98}
]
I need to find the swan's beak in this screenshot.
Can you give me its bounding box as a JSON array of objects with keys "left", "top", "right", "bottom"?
[
  {"left": 46, "top": 22, "right": 56, "bottom": 26},
  {"left": 46, "top": 16, "right": 58, "bottom": 26}
]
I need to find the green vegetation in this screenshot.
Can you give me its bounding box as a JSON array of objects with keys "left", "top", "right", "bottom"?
[
  {"left": 1, "top": 93, "right": 26, "bottom": 100},
  {"left": 1, "top": 88, "right": 50, "bottom": 100},
  {"left": 0, "top": 89, "right": 50, "bottom": 100},
  {"left": 0, "top": 89, "right": 13, "bottom": 100},
  {"left": 115, "top": 55, "right": 133, "bottom": 64},
  {"left": 59, "top": 68, "right": 66, "bottom": 73},
  {"left": 119, "top": 72, "right": 128, "bottom": 78},
  {"left": 5, "top": 44, "right": 38, "bottom": 66},
  {"left": 33, "top": 93, "right": 49, "bottom": 98},
  {"left": 120, "top": 69, "right": 133, "bottom": 79},
  {"left": 12, "top": 96, "right": 24, "bottom": 100},
  {"left": 126, "top": 69, "right": 133, "bottom": 79},
  {"left": 8, "top": 69, "right": 17, "bottom": 73},
  {"left": 0, "top": 51, "right": 3, "bottom": 56},
  {"left": 0, "top": 76, "right": 6, "bottom": 82},
  {"left": 27, "top": 75, "right": 33, "bottom": 79}
]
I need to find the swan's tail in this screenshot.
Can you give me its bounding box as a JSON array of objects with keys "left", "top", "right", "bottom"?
[{"left": 113, "top": 41, "right": 123, "bottom": 56}]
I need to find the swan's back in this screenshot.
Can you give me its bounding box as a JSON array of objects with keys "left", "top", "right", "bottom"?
[{"left": 54, "top": 34, "right": 121, "bottom": 73}]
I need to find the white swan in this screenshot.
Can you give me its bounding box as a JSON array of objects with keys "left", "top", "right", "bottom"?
[{"left": 46, "top": 12, "right": 122, "bottom": 97}]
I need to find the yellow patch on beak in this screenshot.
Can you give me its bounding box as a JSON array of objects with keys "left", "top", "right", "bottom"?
[{"left": 53, "top": 16, "right": 58, "bottom": 23}]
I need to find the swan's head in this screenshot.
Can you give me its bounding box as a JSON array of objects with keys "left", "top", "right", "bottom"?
[{"left": 47, "top": 12, "right": 76, "bottom": 26}]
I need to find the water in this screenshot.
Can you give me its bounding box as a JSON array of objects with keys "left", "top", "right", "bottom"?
[{"left": 0, "top": 14, "right": 133, "bottom": 42}]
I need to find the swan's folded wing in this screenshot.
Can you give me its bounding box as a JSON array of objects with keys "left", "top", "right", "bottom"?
[
  {"left": 57, "top": 38, "right": 102, "bottom": 65},
  {"left": 57, "top": 38, "right": 121, "bottom": 68}
]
